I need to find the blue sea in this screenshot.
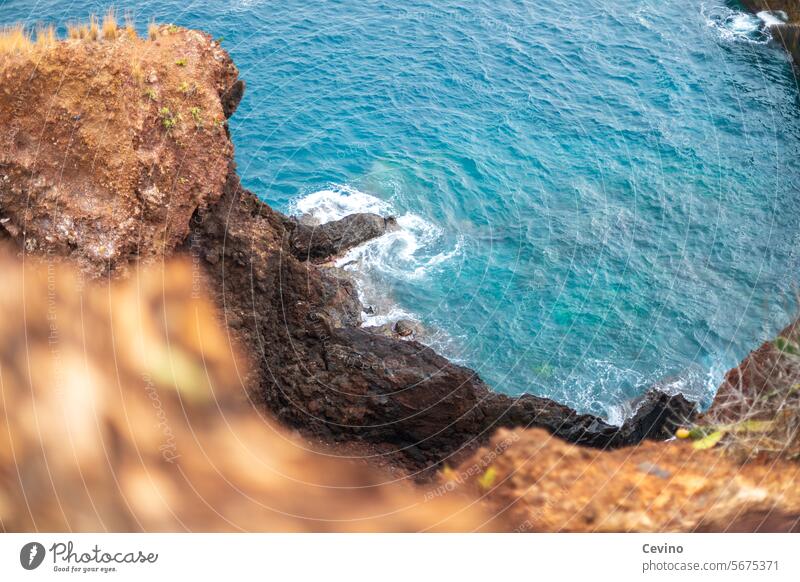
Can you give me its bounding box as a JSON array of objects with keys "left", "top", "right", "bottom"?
[{"left": 4, "top": 0, "right": 800, "bottom": 419}]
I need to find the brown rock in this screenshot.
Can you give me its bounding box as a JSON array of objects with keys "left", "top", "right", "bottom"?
[{"left": 0, "top": 29, "right": 241, "bottom": 276}]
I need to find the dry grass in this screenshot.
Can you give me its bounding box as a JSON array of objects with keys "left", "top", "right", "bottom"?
[
  {"left": 87, "top": 14, "right": 99, "bottom": 41},
  {"left": 66, "top": 21, "right": 82, "bottom": 40},
  {"left": 102, "top": 8, "right": 118, "bottom": 40},
  {"left": 4, "top": 13, "right": 156, "bottom": 54},
  {"left": 0, "top": 24, "right": 31, "bottom": 54},
  {"left": 148, "top": 19, "right": 159, "bottom": 40},
  {"left": 35, "top": 25, "right": 56, "bottom": 49},
  {"left": 124, "top": 12, "right": 137, "bottom": 40}
]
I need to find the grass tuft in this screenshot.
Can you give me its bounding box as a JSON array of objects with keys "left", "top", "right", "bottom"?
[
  {"left": 123, "top": 12, "right": 137, "bottom": 40},
  {"left": 159, "top": 106, "right": 178, "bottom": 132},
  {"left": 102, "top": 8, "right": 118, "bottom": 41},
  {"left": 35, "top": 25, "right": 56, "bottom": 49},
  {"left": 0, "top": 24, "right": 32, "bottom": 54},
  {"left": 87, "top": 14, "right": 99, "bottom": 41},
  {"left": 148, "top": 19, "right": 159, "bottom": 40}
]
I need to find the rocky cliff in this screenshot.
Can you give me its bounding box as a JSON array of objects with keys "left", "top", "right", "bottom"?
[
  {"left": 0, "top": 24, "right": 241, "bottom": 276},
  {"left": 1, "top": 19, "right": 796, "bottom": 532},
  {"left": 0, "top": 22, "right": 693, "bottom": 477},
  {"left": 0, "top": 252, "right": 488, "bottom": 531}
]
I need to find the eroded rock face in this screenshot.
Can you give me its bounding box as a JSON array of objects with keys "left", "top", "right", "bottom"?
[
  {"left": 0, "top": 27, "right": 241, "bottom": 275},
  {"left": 709, "top": 319, "right": 800, "bottom": 422}
]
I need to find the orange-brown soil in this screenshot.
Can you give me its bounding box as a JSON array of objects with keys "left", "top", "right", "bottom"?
[{"left": 447, "top": 428, "right": 800, "bottom": 532}]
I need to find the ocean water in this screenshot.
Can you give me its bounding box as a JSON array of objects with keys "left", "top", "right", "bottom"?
[{"left": 4, "top": 0, "right": 800, "bottom": 419}]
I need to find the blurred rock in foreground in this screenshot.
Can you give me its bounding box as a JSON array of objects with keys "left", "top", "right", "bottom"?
[{"left": 0, "top": 252, "right": 488, "bottom": 531}]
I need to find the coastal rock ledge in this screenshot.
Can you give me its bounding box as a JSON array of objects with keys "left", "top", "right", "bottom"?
[{"left": 0, "top": 24, "right": 695, "bottom": 475}]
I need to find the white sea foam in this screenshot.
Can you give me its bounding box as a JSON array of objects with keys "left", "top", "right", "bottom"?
[
  {"left": 292, "top": 185, "right": 391, "bottom": 224},
  {"left": 290, "top": 184, "right": 463, "bottom": 328},
  {"left": 756, "top": 10, "right": 788, "bottom": 28},
  {"left": 702, "top": 4, "right": 772, "bottom": 44},
  {"left": 602, "top": 356, "right": 724, "bottom": 425}
]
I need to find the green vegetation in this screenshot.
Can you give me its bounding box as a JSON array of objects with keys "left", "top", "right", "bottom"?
[
  {"left": 189, "top": 106, "right": 203, "bottom": 128},
  {"left": 159, "top": 106, "right": 178, "bottom": 131}
]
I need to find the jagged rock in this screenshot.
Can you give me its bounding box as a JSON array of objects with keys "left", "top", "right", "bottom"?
[
  {"left": 364, "top": 318, "right": 424, "bottom": 339},
  {"left": 196, "top": 174, "right": 698, "bottom": 473},
  {"left": 289, "top": 213, "right": 397, "bottom": 261},
  {"left": 620, "top": 389, "right": 697, "bottom": 442},
  {"left": 395, "top": 319, "right": 422, "bottom": 337}
]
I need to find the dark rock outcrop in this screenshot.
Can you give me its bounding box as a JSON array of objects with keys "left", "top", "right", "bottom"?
[
  {"left": 619, "top": 389, "right": 697, "bottom": 442},
  {"left": 364, "top": 319, "right": 424, "bottom": 339},
  {"left": 483, "top": 388, "right": 695, "bottom": 450},
  {"left": 290, "top": 213, "right": 397, "bottom": 261}
]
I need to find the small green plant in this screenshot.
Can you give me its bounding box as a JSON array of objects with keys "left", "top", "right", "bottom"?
[
  {"left": 159, "top": 106, "right": 177, "bottom": 131},
  {"left": 775, "top": 336, "right": 800, "bottom": 357},
  {"left": 143, "top": 87, "right": 158, "bottom": 101},
  {"left": 179, "top": 81, "right": 189, "bottom": 93},
  {"left": 477, "top": 466, "right": 498, "bottom": 491},
  {"left": 167, "top": 24, "right": 179, "bottom": 34},
  {"left": 189, "top": 106, "right": 203, "bottom": 128},
  {"left": 175, "top": 57, "right": 187, "bottom": 67}
]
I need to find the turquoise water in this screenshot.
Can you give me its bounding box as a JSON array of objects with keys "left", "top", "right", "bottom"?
[{"left": 4, "top": 1, "right": 800, "bottom": 418}]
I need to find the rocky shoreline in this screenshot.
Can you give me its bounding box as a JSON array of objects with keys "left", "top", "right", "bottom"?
[
  {"left": 0, "top": 24, "right": 698, "bottom": 477},
  {"left": 740, "top": 0, "right": 800, "bottom": 61},
  {"left": 187, "top": 155, "right": 699, "bottom": 475}
]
